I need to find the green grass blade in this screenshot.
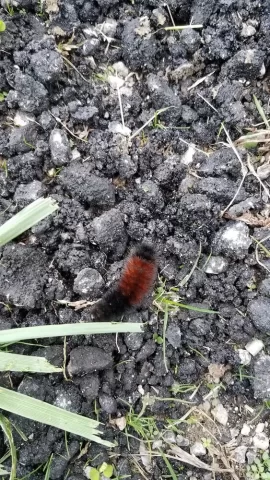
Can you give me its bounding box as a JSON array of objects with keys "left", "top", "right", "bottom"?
[
  {"left": 162, "top": 299, "right": 218, "bottom": 314},
  {"left": 0, "top": 197, "right": 59, "bottom": 247},
  {"left": 0, "top": 388, "right": 114, "bottom": 447},
  {"left": 0, "top": 414, "right": 17, "bottom": 480},
  {"left": 163, "top": 304, "right": 169, "bottom": 373},
  {"left": 0, "top": 464, "right": 9, "bottom": 475},
  {"left": 0, "top": 322, "right": 143, "bottom": 344},
  {"left": 0, "top": 352, "right": 62, "bottom": 373},
  {"left": 159, "top": 450, "right": 178, "bottom": 480},
  {"left": 253, "top": 94, "right": 270, "bottom": 129}
]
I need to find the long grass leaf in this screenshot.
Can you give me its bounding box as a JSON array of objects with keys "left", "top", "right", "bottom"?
[
  {"left": 253, "top": 95, "right": 270, "bottom": 129},
  {"left": 0, "top": 197, "right": 58, "bottom": 247},
  {"left": 163, "top": 304, "right": 168, "bottom": 373},
  {"left": 0, "top": 388, "right": 114, "bottom": 447},
  {"left": 0, "top": 352, "right": 62, "bottom": 373},
  {"left": 159, "top": 450, "right": 178, "bottom": 480},
  {"left": 0, "top": 464, "right": 9, "bottom": 475},
  {"left": 0, "top": 322, "right": 143, "bottom": 344},
  {"left": 0, "top": 414, "right": 17, "bottom": 480},
  {"left": 162, "top": 299, "right": 218, "bottom": 314}
]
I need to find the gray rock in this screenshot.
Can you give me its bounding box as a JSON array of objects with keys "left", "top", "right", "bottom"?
[
  {"left": 189, "top": 318, "right": 211, "bottom": 337},
  {"left": 59, "top": 163, "right": 115, "bottom": 207},
  {"left": 253, "top": 354, "right": 270, "bottom": 399},
  {"left": 163, "top": 431, "right": 176, "bottom": 443},
  {"left": 166, "top": 324, "right": 182, "bottom": 349},
  {"left": 139, "top": 180, "right": 164, "bottom": 209},
  {"left": 30, "top": 49, "right": 63, "bottom": 83},
  {"left": 176, "top": 435, "right": 190, "bottom": 447},
  {"left": 82, "top": 38, "right": 100, "bottom": 56},
  {"left": 223, "top": 49, "right": 265, "bottom": 80},
  {"left": 179, "top": 28, "right": 201, "bottom": 54},
  {"left": 124, "top": 332, "right": 144, "bottom": 351},
  {"left": 197, "top": 177, "right": 247, "bottom": 203},
  {"left": 248, "top": 297, "right": 270, "bottom": 333},
  {"left": 116, "top": 154, "right": 137, "bottom": 179},
  {"left": 124, "top": 312, "right": 144, "bottom": 351},
  {"left": 190, "top": 442, "right": 207, "bottom": 457},
  {"left": 136, "top": 339, "right": 156, "bottom": 362},
  {"left": 232, "top": 446, "right": 247, "bottom": 464},
  {"left": 79, "top": 375, "right": 100, "bottom": 402},
  {"left": 99, "top": 394, "right": 117, "bottom": 414},
  {"left": 8, "top": 123, "right": 38, "bottom": 155},
  {"left": 253, "top": 432, "right": 269, "bottom": 450},
  {"left": 68, "top": 347, "right": 113, "bottom": 376},
  {"left": 6, "top": 71, "right": 48, "bottom": 114},
  {"left": 204, "top": 256, "right": 229, "bottom": 274},
  {"left": 14, "top": 180, "right": 44, "bottom": 205},
  {"left": 73, "top": 268, "right": 104, "bottom": 297},
  {"left": 53, "top": 384, "right": 81, "bottom": 413},
  {"left": 258, "top": 277, "right": 270, "bottom": 297},
  {"left": 49, "top": 128, "right": 71, "bottom": 166},
  {"left": 181, "top": 105, "right": 199, "bottom": 123},
  {"left": 71, "top": 105, "right": 99, "bottom": 122},
  {"left": 90, "top": 208, "right": 127, "bottom": 259},
  {"left": 212, "top": 221, "right": 251, "bottom": 259},
  {"left": 211, "top": 404, "right": 228, "bottom": 425}
]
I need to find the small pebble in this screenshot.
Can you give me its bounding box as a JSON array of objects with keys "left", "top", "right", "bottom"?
[
  {"left": 238, "top": 348, "right": 251, "bottom": 366},
  {"left": 190, "top": 442, "right": 207, "bottom": 457},
  {"left": 204, "top": 256, "right": 229, "bottom": 274},
  {"left": 163, "top": 431, "right": 176, "bottom": 444},
  {"left": 245, "top": 338, "right": 264, "bottom": 356},
  {"left": 211, "top": 404, "right": 228, "bottom": 426},
  {"left": 255, "top": 422, "right": 265, "bottom": 434},
  {"left": 232, "top": 445, "right": 247, "bottom": 464},
  {"left": 176, "top": 435, "right": 190, "bottom": 447},
  {"left": 241, "top": 423, "right": 251, "bottom": 436},
  {"left": 253, "top": 432, "right": 269, "bottom": 450}
]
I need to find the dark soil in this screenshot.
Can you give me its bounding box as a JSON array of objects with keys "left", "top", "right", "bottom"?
[{"left": 0, "top": 1, "right": 270, "bottom": 479}]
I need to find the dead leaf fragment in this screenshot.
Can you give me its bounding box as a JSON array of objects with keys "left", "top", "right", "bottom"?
[{"left": 206, "top": 363, "right": 230, "bottom": 384}]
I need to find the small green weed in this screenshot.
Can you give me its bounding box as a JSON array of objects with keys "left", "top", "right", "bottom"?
[
  {"left": 4, "top": 2, "right": 14, "bottom": 16},
  {"left": 126, "top": 408, "right": 158, "bottom": 441},
  {"left": 0, "top": 91, "right": 8, "bottom": 101},
  {"left": 0, "top": 20, "right": 6, "bottom": 32},
  {"left": 89, "top": 462, "right": 114, "bottom": 480},
  {"left": 171, "top": 383, "right": 197, "bottom": 395},
  {"left": 153, "top": 332, "right": 163, "bottom": 344},
  {"left": 247, "top": 451, "right": 270, "bottom": 479}
]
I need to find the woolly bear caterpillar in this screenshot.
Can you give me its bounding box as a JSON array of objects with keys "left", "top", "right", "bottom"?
[{"left": 90, "top": 243, "right": 157, "bottom": 321}]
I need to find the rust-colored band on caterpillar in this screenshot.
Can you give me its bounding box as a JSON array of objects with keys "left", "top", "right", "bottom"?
[{"left": 90, "top": 243, "right": 157, "bottom": 321}]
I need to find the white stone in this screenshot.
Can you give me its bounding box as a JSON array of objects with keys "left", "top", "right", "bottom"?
[
  {"left": 255, "top": 422, "right": 265, "bottom": 434},
  {"left": 245, "top": 338, "right": 264, "bottom": 356},
  {"left": 211, "top": 404, "right": 228, "bottom": 426},
  {"left": 241, "top": 423, "right": 251, "bottom": 436},
  {"left": 232, "top": 445, "right": 248, "bottom": 464},
  {"left": 253, "top": 432, "right": 269, "bottom": 450},
  {"left": 107, "top": 74, "right": 125, "bottom": 90},
  {"left": 204, "top": 256, "right": 228, "bottom": 274},
  {"left": 238, "top": 348, "right": 251, "bottom": 366},
  {"left": 113, "top": 61, "right": 129, "bottom": 78},
  {"left": 241, "top": 23, "right": 256, "bottom": 37},
  {"left": 190, "top": 442, "right": 207, "bottom": 457},
  {"left": 181, "top": 145, "right": 196, "bottom": 166}
]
